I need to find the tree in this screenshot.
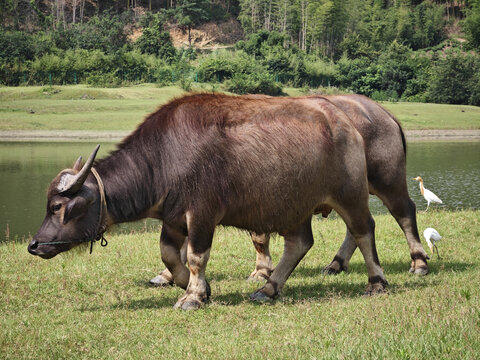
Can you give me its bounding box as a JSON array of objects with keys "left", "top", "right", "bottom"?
[
  {"left": 463, "top": 0, "right": 480, "bottom": 49},
  {"left": 136, "top": 14, "right": 176, "bottom": 62},
  {"left": 174, "top": 0, "right": 209, "bottom": 45},
  {"left": 427, "top": 50, "right": 479, "bottom": 104}
]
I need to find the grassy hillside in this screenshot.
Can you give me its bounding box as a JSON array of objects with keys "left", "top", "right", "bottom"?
[
  {"left": 1, "top": 85, "right": 479, "bottom": 132},
  {"left": 1, "top": 210, "right": 479, "bottom": 359}
]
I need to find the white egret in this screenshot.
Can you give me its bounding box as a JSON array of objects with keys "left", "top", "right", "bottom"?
[
  {"left": 423, "top": 228, "right": 442, "bottom": 258},
  {"left": 413, "top": 176, "right": 443, "bottom": 211}
]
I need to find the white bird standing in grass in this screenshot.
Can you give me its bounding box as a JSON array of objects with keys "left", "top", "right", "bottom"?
[
  {"left": 423, "top": 228, "right": 442, "bottom": 259},
  {"left": 413, "top": 176, "right": 443, "bottom": 211}
]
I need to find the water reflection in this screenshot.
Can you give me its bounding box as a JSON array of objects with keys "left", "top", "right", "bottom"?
[{"left": 1, "top": 141, "right": 479, "bottom": 239}]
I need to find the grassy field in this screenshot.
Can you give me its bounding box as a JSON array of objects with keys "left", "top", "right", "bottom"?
[
  {"left": 1, "top": 85, "right": 479, "bottom": 131},
  {"left": 1, "top": 210, "right": 479, "bottom": 359}
]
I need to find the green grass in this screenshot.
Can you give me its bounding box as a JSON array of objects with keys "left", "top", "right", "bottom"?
[
  {"left": 0, "top": 84, "right": 185, "bottom": 131},
  {"left": 1, "top": 85, "right": 479, "bottom": 131},
  {"left": 1, "top": 210, "right": 479, "bottom": 359},
  {"left": 382, "top": 102, "right": 480, "bottom": 130}
]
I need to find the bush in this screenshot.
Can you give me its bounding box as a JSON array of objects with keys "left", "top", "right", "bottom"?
[
  {"left": 376, "top": 42, "right": 415, "bottom": 98},
  {"left": 52, "top": 14, "right": 129, "bottom": 54},
  {"left": 198, "top": 50, "right": 263, "bottom": 82},
  {"left": 153, "top": 66, "right": 176, "bottom": 86},
  {"left": 427, "top": 50, "right": 480, "bottom": 105},
  {"left": 462, "top": 0, "right": 480, "bottom": 50},
  {"left": 0, "top": 31, "right": 35, "bottom": 64},
  {"left": 225, "top": 72, "right": 283, "bottom": 96},
  {"left": 303, "top": 58, "right": 337, "bottom": 87},
  {"left": 371, "top": 90, "right": 399, "bottom": 102},
  {"left": 336, "top": 56, "right": 380, "bottom": 96},
  {"left": 86, "top": 73, "right": 122, "bottom": 87}
]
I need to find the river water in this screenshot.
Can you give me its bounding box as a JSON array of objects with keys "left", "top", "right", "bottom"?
[{"left": 1, "top": 141, "right": 479, "bottom": 240}]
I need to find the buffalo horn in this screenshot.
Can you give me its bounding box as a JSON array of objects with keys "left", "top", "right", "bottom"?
[{"left": 58, "top": 144, "right": 100, "bottom": 194}]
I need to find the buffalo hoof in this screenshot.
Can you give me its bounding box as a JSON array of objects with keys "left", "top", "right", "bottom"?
[
  {"left": 250, "top": 282, "right": 277, "bottom": 302},
  {"left": 173, "top": 299, "right": 203, "bottom": 311},
  {"left": 364, "top": 280, "right": 388, "bottom": 296},
  {"left": 322, "top": 263, "right": 346, "bottom": 275},
  {"left": 409, "top": 266, "right": 429, "bottom": 276},
  {"left": 322, "top": 266, "right": 341, "bottom": 275},
  {"left": 149, "top": 274, "right": 174, "bottom": 287},
  {"left": 173, "top": 281, "right": 211, "bottom": 310},
  {"left": 409, "top": 257, "right": 429, "bottom": 276},
  {"left": 247, "top": 268, "right": 272, "bottom": 282},
  {"left": 250, "top": 290, "right": 274, "bottom": 302}
]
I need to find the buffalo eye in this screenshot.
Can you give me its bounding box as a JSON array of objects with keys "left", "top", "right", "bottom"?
[{"left": 52, "top": 203, "right": 62, "bottom": 213}]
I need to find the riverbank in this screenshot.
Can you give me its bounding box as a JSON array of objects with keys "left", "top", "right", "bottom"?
[{"left": 1, "top": 129, "right": 480, "bottom": 142}]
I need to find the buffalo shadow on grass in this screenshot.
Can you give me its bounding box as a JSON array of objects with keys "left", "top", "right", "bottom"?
[
  {"left": 78, "top": 260, "right": 471, "bottom": 311},
  {"left": 78, "top": 275, "right": 439, "bottom": 311},
  {"left": 212, "top": 275, "right": 440, "bottom": 306},
  {"left": 290, "top": 259, "right": 474, "bottom": 278},
  {"left": 78, "top": 293, "right": 182, "bottom": 312}
]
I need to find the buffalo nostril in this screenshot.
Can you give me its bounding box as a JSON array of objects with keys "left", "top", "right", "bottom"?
[{"left": 29, "top": 240, "right": 38, "bottom": 250}]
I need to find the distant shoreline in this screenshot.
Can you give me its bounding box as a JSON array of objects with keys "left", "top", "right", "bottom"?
[{"left": 0, "top": 129, "right": 479, "bottom": 142}]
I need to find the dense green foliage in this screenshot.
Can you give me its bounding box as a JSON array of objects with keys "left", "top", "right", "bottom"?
[{"left": 0, "top": 1, "right": 479, "bottom": 104}]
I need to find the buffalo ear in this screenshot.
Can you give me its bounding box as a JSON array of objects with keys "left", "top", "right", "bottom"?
[
  {"left": 63, "top": 196, "right": 89, "bottom": 225},
  {"left": 72, "top": 156, "right": 83, "bottom": 171}
]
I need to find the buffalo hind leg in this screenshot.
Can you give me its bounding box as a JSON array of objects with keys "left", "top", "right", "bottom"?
[
  {"left": 151, "top": 236, "right": 187, "bottom": 286},
  {"left": 322, "top": 228, "right": 357, "bottom": 275},
  {"left": 336, "top": 205, "right": 388, "bottom": 295},
  {"left": 250, "top": 216, "right": 314, "bottom": 301},
  {"left": 380, "top": 194, "right": 429, "bottom": 275},
  {"left": 323, "top": 194, "right": 429, "bottom": 276},
  {"left": 248, "top": 233, "right": 274, "bottom": 281}
]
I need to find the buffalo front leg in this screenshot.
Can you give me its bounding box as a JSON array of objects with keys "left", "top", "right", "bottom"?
[
  {"left": 160, "top": 225, "right": 190, "bottom": 290},
  {"left": 150, "top": 237, "right": 188, "bottom": 286},
  {"left": 322, "top": 227, "right": 357, "bottom": 275},
  {"left": 173, "top": 213, "right": 214, "bottom": 310},
  {"left": 250, "top": 217, "right": 314, "bottom": 301},
  {"left": 248, "top": 233, "right": 274, "bottom": 281}
]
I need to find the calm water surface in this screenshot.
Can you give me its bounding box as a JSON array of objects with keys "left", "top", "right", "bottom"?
[{"left": 1, "top": 141, "right": 479, "bottom": 239}]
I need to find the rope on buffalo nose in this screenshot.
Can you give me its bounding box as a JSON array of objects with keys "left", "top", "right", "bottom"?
[{"left": 90, "top": 167, "right": 108, "bottom": 254}]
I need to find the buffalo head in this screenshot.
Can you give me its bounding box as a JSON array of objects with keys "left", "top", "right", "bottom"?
[{"left": 28, "top": 145, "right": 104, "bottom": 259}]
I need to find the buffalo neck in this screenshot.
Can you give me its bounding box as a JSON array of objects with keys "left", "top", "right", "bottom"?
[{"left": 94, "top": 143, "right": 165, "bottom": 224}]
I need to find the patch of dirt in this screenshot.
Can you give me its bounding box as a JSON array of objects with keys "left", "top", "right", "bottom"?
[
  {"left": 127, "top": 19, "right": 243, "bottom": 49},
  {"left": 127, "top": 27, "right": 143, "bottom": 43},
  {"left": 170, "top": 19, "right": 244, "bottom": 49}
]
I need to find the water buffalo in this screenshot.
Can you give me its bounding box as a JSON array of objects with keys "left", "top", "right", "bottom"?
[
  {"left": 150, "top": 94, "right": 429, "bottom": 287},
  {"left": 28, "top": 93, "right": 387, "bottom": 309}
]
